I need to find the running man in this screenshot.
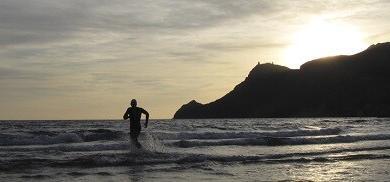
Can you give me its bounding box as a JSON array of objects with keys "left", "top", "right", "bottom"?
[{"left": 123, "top": 99, "right": 149, "bottom": 148}]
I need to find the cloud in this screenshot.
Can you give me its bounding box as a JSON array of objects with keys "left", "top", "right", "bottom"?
[
  {"left": 0, "top": 66, "right": 50, "bottom": 80},
  {"left": 1, "top": 0, "right": 387, "bottom": 48},
  {"left": 1, "top": 0, "right": 390, "bottom": 119},
  {"left": 199, "top": 42, "right": 288, "bottom": 52},
  {"left": 0, "top": 0, "right": 92, "bottom": 47}
]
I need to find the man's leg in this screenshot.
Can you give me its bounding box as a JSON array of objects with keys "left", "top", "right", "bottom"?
[{"left": 130, "top": 128, "right": 142, "bottom": 148}]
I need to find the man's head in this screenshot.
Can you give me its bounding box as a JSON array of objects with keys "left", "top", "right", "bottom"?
[{"left": 130, "top": 99, "right": 137, "bottom": 107}]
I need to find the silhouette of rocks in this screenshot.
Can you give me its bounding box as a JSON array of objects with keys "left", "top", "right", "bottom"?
[{"left": 174, "top": 42, "right": 390, "bottom": 118}]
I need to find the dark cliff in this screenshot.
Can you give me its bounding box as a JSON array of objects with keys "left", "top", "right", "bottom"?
[{"left": 174, "top": 42, "right": 390, "bottom": 119}]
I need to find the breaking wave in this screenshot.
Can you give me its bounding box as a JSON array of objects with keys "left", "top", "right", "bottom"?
[
  {"left": 169, "top": 133, "right": 390, "bottom": 148},
  {"left": 2, "top": 145, "right": 390, "bottom": 171},
  {"left": 0, "top": 129, "right": 124, "bottom": 146},
  {"left": 154, "top": 127, "right": 342, "bottom": 140},
  {"left": 0, "top": 127, "right": 342, "bottom": 146}
]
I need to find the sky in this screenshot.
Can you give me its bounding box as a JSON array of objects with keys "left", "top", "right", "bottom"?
[{"left": 1, "top": 0, "right": 390, "bottom": 120}]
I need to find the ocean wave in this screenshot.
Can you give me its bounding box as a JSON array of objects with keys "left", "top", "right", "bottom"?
[
  {"left": 0, "top": 129, "right": 124, "bottom": 146},
  {"left": 2, "top": 146, "right": 390, "bottom": 171},
  {"left": 0, "top": 133, "right": 84, "bottom": 146},
  {"left": 169, "top": 133, "right": 390, "bottom": 148},
  {"left": 155, "top": 127, "right": 342, "bottom": 140},
  {"left": 0, "top": 142, "right": 130, "bottom": 152},
  {"left": 0, "top": 127, "right": 341, "bottom": 146},
  {"left": 76, "top": 129, "right": 123, "bottom": 142},
  {"left": 0, "top": 133, "right": 164, "bottom": 153},
  {"left": 20, "top": 174, "right": 51, "bottom": 179}
]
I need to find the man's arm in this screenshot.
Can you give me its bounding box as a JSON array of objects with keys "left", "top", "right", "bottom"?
[
  {"left": 142, "top": 109, "right": 149, "bottom": 128},
  {"left": 123, "top": 108, "right": 129, "bottom": 120}
]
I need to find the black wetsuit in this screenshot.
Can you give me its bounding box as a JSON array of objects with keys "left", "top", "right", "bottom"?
[{"left": 124, "top": 107, "right": 147, "bottom": 147}]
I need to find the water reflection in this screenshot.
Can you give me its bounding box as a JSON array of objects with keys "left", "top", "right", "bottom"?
[
  {"left": 290, "top": 161, "right": 357, "bottom": 181},
  {"left": 127, "top": 165, "right": 145, "bottom": 182}
]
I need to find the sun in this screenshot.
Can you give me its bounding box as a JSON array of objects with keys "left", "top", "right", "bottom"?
[{"left": 284, "top": 17, "right": 368, "bottom": 69}]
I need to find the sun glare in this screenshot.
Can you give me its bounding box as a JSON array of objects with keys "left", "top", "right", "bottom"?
[{"left": 284, "top": 17, "right": 368, "bottom": 69}]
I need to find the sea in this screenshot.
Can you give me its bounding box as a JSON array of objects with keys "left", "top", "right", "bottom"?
[{"left": 1, "top": 118, "right": 390, "bottom": 181}]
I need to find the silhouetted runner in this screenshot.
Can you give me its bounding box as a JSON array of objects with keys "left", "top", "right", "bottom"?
[{"left": 123, "top": 99, "right": 149, "bottom": 148}]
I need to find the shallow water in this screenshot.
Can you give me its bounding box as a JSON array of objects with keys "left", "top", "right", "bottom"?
[{"left": 1, "top": 118, "right": 390, "bottom": 181}]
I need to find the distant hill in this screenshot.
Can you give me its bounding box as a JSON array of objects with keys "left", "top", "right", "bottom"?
[{"left": 174, "top": 42, "right": 390, "bottom": 119}]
